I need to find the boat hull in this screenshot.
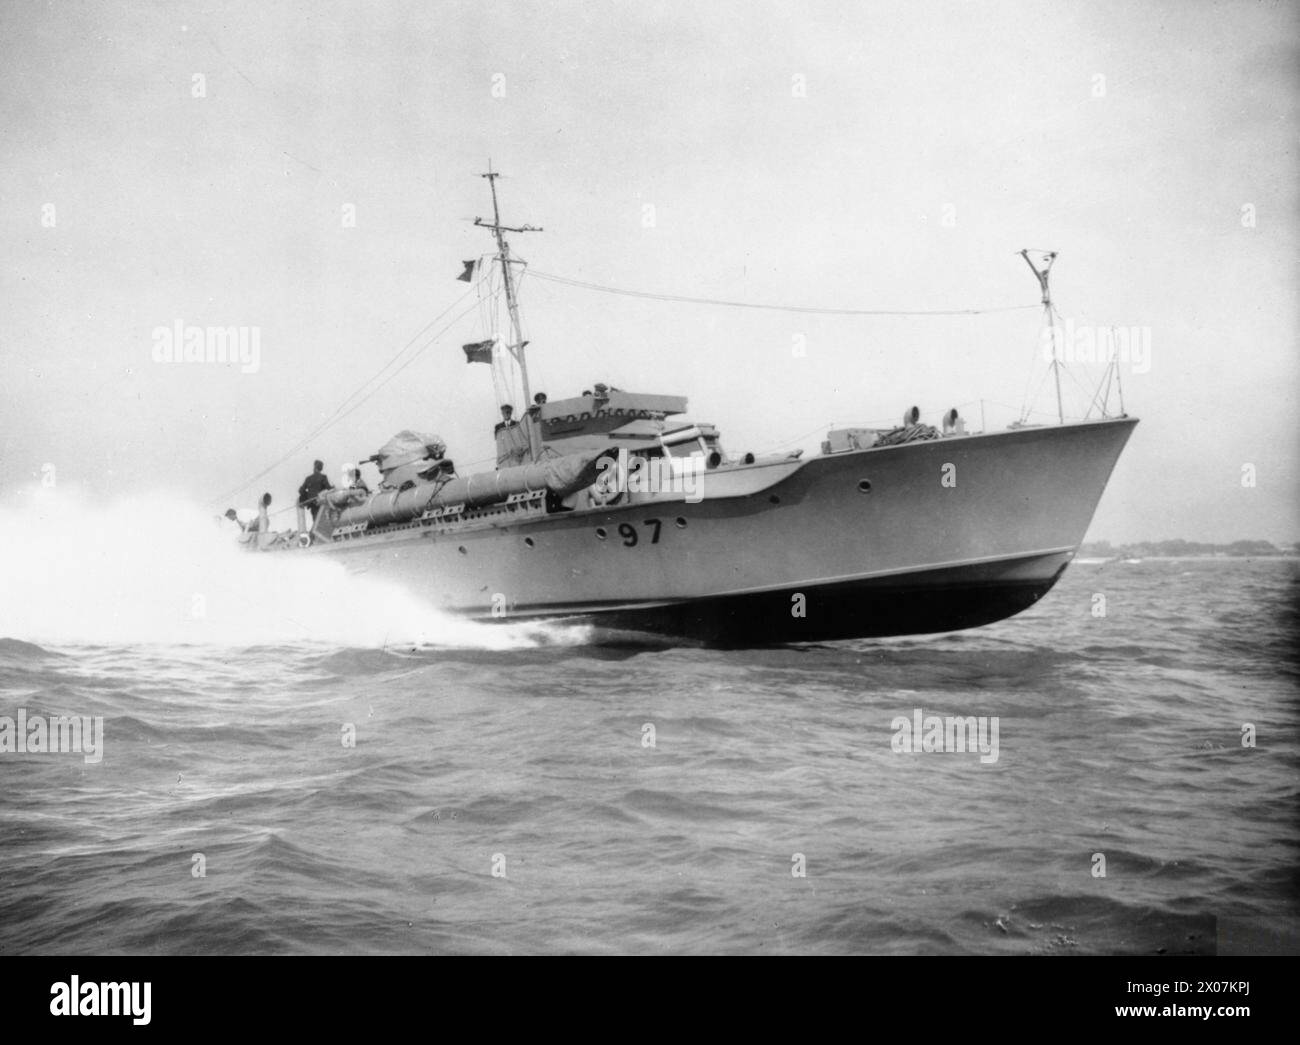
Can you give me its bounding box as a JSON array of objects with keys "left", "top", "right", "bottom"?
[
  {"left": 315, "top": 418, "right": 1137, "bottom": 644},
  {"left": 582, "top": 551, "right": 1071, "bottom": 643}
]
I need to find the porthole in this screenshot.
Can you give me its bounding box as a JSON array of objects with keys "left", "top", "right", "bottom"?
[
  {"left": 524, "top": 537, "right": 535, "bottom": 548},
  {"left": 596, "top": 527, "right": 608, "bottom": 540},
  {"left": 458, "top": 545, "right": 468, "bottom": 554},
  {"left": 675, "top": 517, "right": 687, "bottom": 528},
  {"left": 769, "top": 495, "right": 780, "bottom": 505},
  {"left": 857, "top": 480, "right": 872, "bottom": 493}
]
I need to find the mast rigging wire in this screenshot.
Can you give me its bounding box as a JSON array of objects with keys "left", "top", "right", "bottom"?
[
  {"left": 208, "top": 293, "right": 481, "bottom": 507},
  {"left": 529, "top": 270, "right": 1039, "bottom": 317}
]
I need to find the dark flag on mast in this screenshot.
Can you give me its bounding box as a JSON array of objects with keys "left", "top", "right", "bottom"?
[
  {"left": 457, "top": 259, "right": 479, "bottom": 282},
  {"left": 462, "top": 339, "right": 494, "bottom": 365}
]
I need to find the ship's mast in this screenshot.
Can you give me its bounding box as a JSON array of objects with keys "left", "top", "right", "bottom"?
[
  {"left": 475, "top": 163, "right": 542, "bottom": 458},
  {"left": 1020, "top": 249, "right": 1062, "bottom": 424}
]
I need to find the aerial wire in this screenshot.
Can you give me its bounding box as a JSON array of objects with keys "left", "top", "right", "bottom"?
[{"left": 529, "top": 270, "right": 1038, "bottom": 317}]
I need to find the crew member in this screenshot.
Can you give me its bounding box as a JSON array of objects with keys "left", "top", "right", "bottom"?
[
  {"left": 249, "top": 493, "right": 273, "bottom": 548},
  {"left": 494, "top": 404, "right": 518, "bottom": 434},
  {"left": 297, "top": 460, "right": 333, "bottom": 522},
  {"left": 230, "top": 505, "right": 259, "bottom": 541}
]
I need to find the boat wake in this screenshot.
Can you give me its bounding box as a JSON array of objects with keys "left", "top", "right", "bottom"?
[{"left": 0, "top": 487, "right": 586, "bottom": 650}]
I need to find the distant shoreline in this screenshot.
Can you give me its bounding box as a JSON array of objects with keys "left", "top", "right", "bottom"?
[{"left": 1077, "top": 545, "right": 1299, "bottom": 561}]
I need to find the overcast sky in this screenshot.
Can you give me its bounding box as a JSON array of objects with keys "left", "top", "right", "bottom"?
[{"left": 2, "top": 0, "right": 1296, "bottom": 543}]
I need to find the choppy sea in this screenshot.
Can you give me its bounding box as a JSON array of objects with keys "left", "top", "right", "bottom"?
[{"left": 1, "top": 495, "right": 1297, "bottom": 955}]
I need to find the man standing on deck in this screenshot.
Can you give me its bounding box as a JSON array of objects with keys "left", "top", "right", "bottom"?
[
  {"left": 297, "top": 460, "right": 333, "bottom": 524},
  {"left": 494, "top": 404, "right": 518, "bottom": 434}
]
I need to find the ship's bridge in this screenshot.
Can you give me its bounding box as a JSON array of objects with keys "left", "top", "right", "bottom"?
[{"left": 496, "top": 387, "right": 723, "bottom": 467}]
